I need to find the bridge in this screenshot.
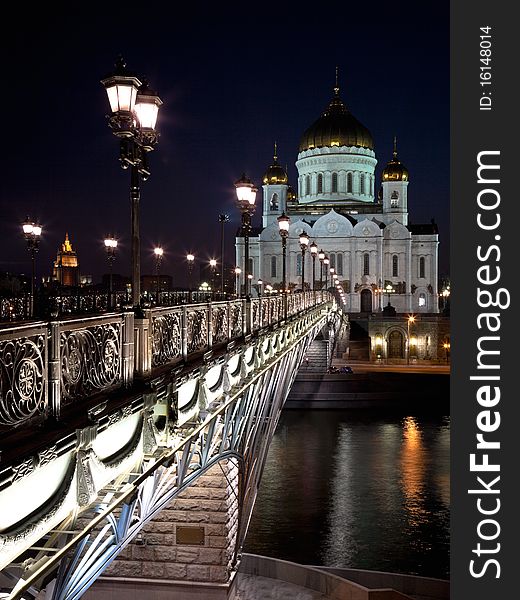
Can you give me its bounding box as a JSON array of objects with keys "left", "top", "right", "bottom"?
[{"left": 0, "top": 292, "right": 338, "bottom": 600}]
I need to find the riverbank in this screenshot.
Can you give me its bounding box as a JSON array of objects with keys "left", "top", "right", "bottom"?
[{"left": 285, "top": 367, "right": 449, "bottom": 410}]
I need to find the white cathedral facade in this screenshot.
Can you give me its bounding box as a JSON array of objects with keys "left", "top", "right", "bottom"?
[{"left": 236, "top": 83, "right": 439, "bottom": 315}]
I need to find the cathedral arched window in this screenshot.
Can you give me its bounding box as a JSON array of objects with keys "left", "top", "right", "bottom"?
[
  {"left": 419, "top": 293, "right": 426, "bottom": 307},
  {"left": 363, "top": 253, "right": 370, "bottom": 275},
  {"left": 360, "top": 173, "right": 365, "bottom": 195},
  {"left": 392, "top": 255, "right": 398, "bottom": 277},
  {"left": 249, "top": 257, "right": 254, "bottom": 277},
  {"left": 332, "top": 172, "right": 338, "bottom": 193},
  {"left": 297, "top": 253, "right": 302, "bottom": 276},
  {"left": 370, "top": 176, "right": 374, "bottom": 195},
  {"left": 305, "top": 175, "right": 311, "bottom": 196},
  {"left": 391, "top": 190, "right": 399, "bottom": 207},
  {"left": 419, "top": 257, "right": 425, "bottom": 278},
  {"left": 330, "top": 254, "right": 336, "bottom": 270},
  {"left": 336, "top": 253, "right": 343, "bottom": 276},
  {"left": 271, "top": 256, "right": 277, "bottom": 278},
  {"left": 317, "top": 174, "right": 323, "bottom": 193},
  {"left": 270, "top": 193, "right": 279, "bottom": 210},
  {"left": 347, "top": 172, "right": 353, "bottom": 193}
]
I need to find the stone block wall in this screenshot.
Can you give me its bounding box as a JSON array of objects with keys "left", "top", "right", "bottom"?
[{"left": 103, "top": 458, "right": 240, "bottom": 585}]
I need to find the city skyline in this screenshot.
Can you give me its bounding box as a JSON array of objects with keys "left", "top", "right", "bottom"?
[{"left": 0, "top": 4, "right": 449, "bottom": 286}]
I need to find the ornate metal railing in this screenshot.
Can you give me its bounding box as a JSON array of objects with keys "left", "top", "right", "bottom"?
[{"left": 0, "top": 293, "right": 331, "bottom": 431}]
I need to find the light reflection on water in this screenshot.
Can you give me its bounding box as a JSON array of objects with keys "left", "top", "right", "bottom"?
[{"left": 244, "top": 410, "right": 450, "bottom": 579}]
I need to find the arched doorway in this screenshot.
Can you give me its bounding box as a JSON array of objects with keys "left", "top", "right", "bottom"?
[
  {"left": 360, "top": 289, "right": 372, "bottom": 312},
  {"left": 388, "top": 330, "right": 405, "bottom": 358}
]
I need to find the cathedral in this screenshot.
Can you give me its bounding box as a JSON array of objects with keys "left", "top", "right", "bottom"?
[{"left": 236, "top": 81, "right": 439, "bottom": 316}]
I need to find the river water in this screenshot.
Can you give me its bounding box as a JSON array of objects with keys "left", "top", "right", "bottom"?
[{"left": 244, "top": 409, "right": 450, "bottom": 580}]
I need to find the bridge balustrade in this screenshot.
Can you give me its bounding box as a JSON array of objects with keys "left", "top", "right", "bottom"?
[{"left": 0, "top": 293, "right": 329, "bottom": 432}]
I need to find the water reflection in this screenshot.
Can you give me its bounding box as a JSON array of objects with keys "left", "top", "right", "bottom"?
[{"left": 244, "top": 410, "right": 450, "bottom": 579}]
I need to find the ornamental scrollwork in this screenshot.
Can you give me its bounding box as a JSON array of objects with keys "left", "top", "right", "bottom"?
[
  {"left": 211, "top": 306, "right": 228, "bottom": 344},
  {"left": 60, "top": 323, "right": 122, "bottom": 403},
  {"left": 152, "top": 312, "right": 182, "bottom": 367},
  {"left": 0, "top": 333, "right": 46, "bottom": 427},
  {"left": 187, "top": 309, "right": 208, "bottom": 354},
  {"left": 229, "top": 303, "right": 242, "bottom": 338}
]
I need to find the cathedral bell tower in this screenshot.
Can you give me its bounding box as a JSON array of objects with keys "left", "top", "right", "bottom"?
[
  {"left": 262, "top": 143, "right": 289, "bottom": 228},
  {"left": 381, "top": 137, "right": 409, "bottom": 225}
]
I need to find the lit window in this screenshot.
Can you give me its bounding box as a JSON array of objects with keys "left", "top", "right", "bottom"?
[{"left": 419, "top": 293, "right": 426, "bottom": 307}]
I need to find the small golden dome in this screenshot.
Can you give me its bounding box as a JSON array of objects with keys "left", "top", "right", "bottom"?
[
  {"left": 382, "top": 138, "right": 409, "bottom": 182},
  {"left": 263, "top": 143, "right": 289, "bottom": 185}
]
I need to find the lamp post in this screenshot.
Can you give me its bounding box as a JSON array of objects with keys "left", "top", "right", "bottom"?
[
  {"left": 407, "top": 315, "right": 416, "bottom": 365},
  {"left": 22, "top": 217, "right": 42, "bottom": 318},
  {"left": 257, "top": 279, "right": 263, "bottom": 298},
  {"left": 329, "top": 267, "right": 335, "bottom": 293},
  {"left": 235, "top": 175, "right": 257, "bottom": 298},
  {"left": 324, "top": 256, "right": 330, "bottom": 290},
  {"left": 104, "top": 235, "right": 117, "bottom": 309},
  {"left": 309, "top": 241, "right": 318, "bottom": 292},
  {"left": 318, "top": 249, "right": 325, "bottom": 290},
  {"left": 385, "top": 284, "right": 395, "bottom": 306},
  {"left": 277, "top": 212, "right": 290, "bottom": 319},
  {"left": 154, "top": 246, "right": 164, "bottom": 304},
  {"left": 234, "top": 267, "right": 242, "bottom": 297},
  {"left": 186, "top": 253, "right": 195, "bottom": 302},
  {"left": 101, "top": 57, "right": 162, "bottom": 312},
  {"left": 218, "top": 214, "right": 229, "bottom": 294},
  {"left": 299, "top": 231, "right": 309, "bottom": 292},
  {"left": 209, "top": 259, "right": 217, "bottom": 294},
  {"left": 443, "top": 341, "right": 451, "bottom": 364}
]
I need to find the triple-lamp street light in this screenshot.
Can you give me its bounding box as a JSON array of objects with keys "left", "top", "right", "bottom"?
[
  {"left": 154, "top": 246, "right": 164, "bottom": 303},
  {"left": 299, "top": 231, "right": 309, "bottom": 292},
  {"left": 277, "top": 212, "right": 290, "bottom": 319},
  {"left": 101, "top": 56, "right": 162, "bottom": 312},
  {"left": 104, "top": 235, "right": 118, "bottom": 309},
  {"left": 407, "top": 315, "right": 416, "bottom": 365},
  {"left": 235, "top": 175, "right": 257, "bottom": 298},
  {"left": 22, "top": 217, "right": 42, "bottom": 317}
]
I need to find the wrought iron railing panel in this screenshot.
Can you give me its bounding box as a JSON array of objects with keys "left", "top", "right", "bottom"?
[
  {"left": 186, "top": 307, "right": 209, "bottom": 355},
  {"left": 229, "top": 301, "right": 243, "bottom": 338},
  {"left": 151, "top": 308, "right": 182, "bottom": 367},
  {"left": 211, "top": 303, "right": 229, "bottom": 345},
  {"left": 0, "top": 323, "right": 47, "bottom": 427},
  {"left": 59, "top": 318, "right": 123, "bottom": 403},
  {"left": 251, "top": 299, "right": 260, "bottom": 331}
]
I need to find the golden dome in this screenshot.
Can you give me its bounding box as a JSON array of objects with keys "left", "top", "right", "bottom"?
[
  {"left": 263, "top": 143, "right": 289, "bottom": 185},
  {"left": 382, "top": 138, "right": 409, "bottom": 181},
  {"left": 299, "top": 86, "right": 373, "bottom": 152}
]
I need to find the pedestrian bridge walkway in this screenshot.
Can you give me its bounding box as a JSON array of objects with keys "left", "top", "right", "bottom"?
[{"left": 0, "top": 292, "right": 338, "bottom": 600}]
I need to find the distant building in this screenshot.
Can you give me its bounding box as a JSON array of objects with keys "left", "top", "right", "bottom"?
[{"left": 53, "top": 233, "right": 80, "bottom": 286}]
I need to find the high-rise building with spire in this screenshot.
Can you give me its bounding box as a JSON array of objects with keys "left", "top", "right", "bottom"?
[{"left": 53, "top": 233, "right": 80, "bottom": 286}]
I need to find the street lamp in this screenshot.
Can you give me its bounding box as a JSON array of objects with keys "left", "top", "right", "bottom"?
[
  {"left": 187, "top": 253, "right": 195, "bottom": 301},
  {"left": 235, "top": 174, "right": 257, "bottom": 298},
  {"left": 257, "top": 279, "right": 263, "bottom": 297},
  {"left": 324, "top": 256, "right": 330, "bottom": 290},
  {"left": 310, "top": 241, "right": 318, "bottom": 291},
  {"left": 234, "top": 267, "right": 242, "bottom": 297},
  {"left": 22, "top": 217, "right": 42, "bottom": 317},
  {"left": 318, "top": 249, "right": 325, "bottom": 290},
  {"left": 329, "top": 266, "right": 335, "bottom": 292},
  {"left": 154, "top": 246, "right": 164, "bottom": 304},
  {"left": 299, "top": 231, "right": 309, "bottom": 292},
  {"left": 385, "top": 284, "right": 395, "bottom": 306},
  {"left": 104, "top": 235, "right": 118, "bottom": 309},
  {"left": 277, "top": 212, "right": 290, "bottom": 319},
  {"left": 443, "top": 341, "right": 451, "bottom": 364},
  {"left": 209, "top": 259, "right": 217, "bottom": 293},
  {"left": 101, "top": 57, "right": 162, "bottom": 311},
  {"left": 407, "top": 315, "right": 416, "bottom": 365},
  {"left": 218, "top": 214, "right": 229, "bottom": 294}
]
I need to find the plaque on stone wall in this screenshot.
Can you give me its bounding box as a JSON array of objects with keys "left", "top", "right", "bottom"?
[{"left": 176, "top": 525, "right": 205, "bottom": 545}]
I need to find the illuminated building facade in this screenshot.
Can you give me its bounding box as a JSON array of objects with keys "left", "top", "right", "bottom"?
[{"left": 53, "top": 233, "right": 80, "bottom": 286}]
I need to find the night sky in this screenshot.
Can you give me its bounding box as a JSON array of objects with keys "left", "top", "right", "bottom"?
[{"left": 0, "top": 3, "right": 449, "bottom": 287}]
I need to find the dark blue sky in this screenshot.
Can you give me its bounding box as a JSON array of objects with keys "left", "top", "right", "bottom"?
[{"left": 0, "top": 3, "right": 449, "bottom": 285}]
